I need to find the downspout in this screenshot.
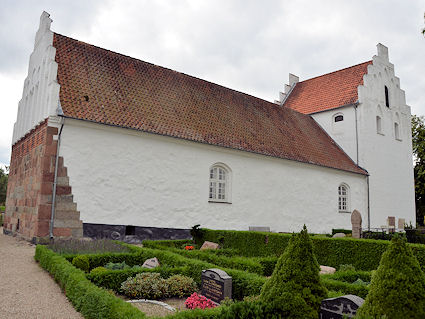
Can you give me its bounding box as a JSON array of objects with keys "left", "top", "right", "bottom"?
[
  {"left": 49, "top": 118, "right": 64, "bottom": 239},
  {"left": 353, "top": 102, "right": 359, "bottom": 165},
  {"left": 367, "top": 175, "right": 370, "bottom": 231}
]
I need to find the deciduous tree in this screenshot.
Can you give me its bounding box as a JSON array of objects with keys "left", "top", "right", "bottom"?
[
  {"left": 412, "top": 115, "right": 425, "bottom": 225},
  {"left": 0, "top": 166, "right": 8, "bottom": 205}
]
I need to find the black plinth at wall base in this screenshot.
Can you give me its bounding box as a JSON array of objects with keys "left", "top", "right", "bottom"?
[{"left": 83, "top": 223, "right": 191, "bottom": 244}]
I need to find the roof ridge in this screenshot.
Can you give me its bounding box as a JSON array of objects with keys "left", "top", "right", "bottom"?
[
  {"left": 299, "top": 60, "right": 372, "bottom": 84},
  {"left": 53, "top": 32, "right": 279, "bottom": 109}
]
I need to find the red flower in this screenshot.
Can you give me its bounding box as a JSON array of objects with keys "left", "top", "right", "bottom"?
[{"left": 184, "top": 293, "right": 217, "bottom": 309}]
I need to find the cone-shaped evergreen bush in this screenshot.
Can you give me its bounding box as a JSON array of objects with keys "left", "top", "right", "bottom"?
[
  {"left": 356, "top": 235, "right": 425, "bottom": 319},
  {"left": 260, "top": 225, "right": 327, "bottom": 319}
]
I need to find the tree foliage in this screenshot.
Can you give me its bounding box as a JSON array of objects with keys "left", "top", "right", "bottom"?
[
  {"left": 0, "top": 166, "right": 8, "bottom": 205},
  {"left": 412, "top": 115, "right": 425, "bottom": 225},
  {"left": 356, "top": 235, "right": 425, "bottom": 319},
  {"left": 259, "top": 225, "right": 327, "bottom": 319}
]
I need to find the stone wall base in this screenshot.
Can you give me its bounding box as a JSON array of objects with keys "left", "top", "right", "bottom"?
[{"left": 83, "top": 223, "right": 191, "bottom": 244}]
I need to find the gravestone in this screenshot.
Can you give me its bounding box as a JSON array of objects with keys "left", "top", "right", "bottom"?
[
  {"left": 332, "top": 233, "right": 346, "bottom": 238},
  {"left": 201, "top": 268, "right": 232, "bottom": 304},
  {"left": 398, "top": 218, "right": 405, "bottom": 230},
  {"left": 142, "top": 257, "right": 160, "bottom": 269},
  {"left": 249, "top": 226, "right": 271, "bottom": 232},
  {"left": 351, "top": 210, "right": 362, "bottom": 239},
  {"left": 387, "top": 216, "right": 396, "bottom": 233},
  {"left": 320, "top": 294, "right": 364, "bottom": 319},
  {"left": 200, "top": 241, "right": 219, "bottom": 250},
  {"left": 320, "top": 265, "right": 336, "bottom": 274}
]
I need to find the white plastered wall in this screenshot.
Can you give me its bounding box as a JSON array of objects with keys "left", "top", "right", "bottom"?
[
  {"left": 59, "top": 118, "right": 368, "bottom": 233},
  {"left": 12, "top": 12, "right": 60, "bottom": 144},
  {"left": 312, "top": 106, "right": 358, "bottom": 163},
  {"left": 357, "top": 44, "right": 415, "bottom": 228},
  {"left": 311, "top": 44, "right": 415, "bottom": 228}
]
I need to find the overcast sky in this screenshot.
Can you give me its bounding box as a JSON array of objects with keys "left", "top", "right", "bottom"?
[{"left": 0, "top": 0, "right": 424, "bottom": 168}]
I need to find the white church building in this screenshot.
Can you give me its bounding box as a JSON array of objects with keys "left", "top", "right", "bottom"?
[{"left": 3, "top": 12, "right": 415, "bottom": 242}]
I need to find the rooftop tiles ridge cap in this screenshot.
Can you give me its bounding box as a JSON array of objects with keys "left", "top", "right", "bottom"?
[{"left": 53, "top": 32, "right": 281, "bottom": 110}]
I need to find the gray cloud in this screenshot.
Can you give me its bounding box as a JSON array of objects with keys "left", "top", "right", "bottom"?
[
  {"left": 0, "top": 0, "right": 104, "bottom": 73},
  {"left": 0, "top": 0, "right": 424, "bottom": 167}
]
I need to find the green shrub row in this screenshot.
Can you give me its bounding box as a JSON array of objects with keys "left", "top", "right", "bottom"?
[
  {"left": 77, "top": 246, "right": 266, "bottom": 300},
  {"left": 34, "top": 245, "right": 145, "bottom": 319},
  {"left": 321, "top": 270, "right": 371, "bottom": 283},
  {"left": 142, "top": 241, "right": 271, "bottom": 275},
  {"left": 198, "top": 229, "right": 425, "bottom": 271},
  {"left": 332, "top": 229, "right": 352, "bottom": 235}
]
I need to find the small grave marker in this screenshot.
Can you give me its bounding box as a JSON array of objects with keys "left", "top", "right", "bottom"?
[
  {"left": 201, "top": 268, "right": 232, "bottom": 304},
  {"left": 200, "top": 241, "right": 219, "bottom": 250},
  {"left": 387, "top": 216, "right": 396, "bottom": 233},
  {"left": 320, "top": 265, "right": 336, "bottom": 274},
  {"left": 142, "top": 257, "right": 160, "bottom": 269},
  {"left": 351, "top": 210, "right": 362, "bottom": 239},
  {"left": 320, "top": 294, "right": 364, "bottom": 319},
  {"left": 398, "top": 218, "right": 405, "bottom": 230}
]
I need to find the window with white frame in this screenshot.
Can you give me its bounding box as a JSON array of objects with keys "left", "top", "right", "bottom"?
[
  {"left": 209, "top": 164, "right": 230, "bottom": 202},
  {"left": 338, "top": 184, "right": 349, "bottom": 212}
]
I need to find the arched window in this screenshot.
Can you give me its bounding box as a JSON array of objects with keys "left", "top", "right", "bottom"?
[
  {"left": 338, "top": 184, "right": 350, "bottom": 212},
  {"left": 334, "top": 115, "right": 344, "bottom": 122},
  {"left": 376, "top": 105, "right": 384, "bottom": 135},
  {"left": 209, "top": 164, "right": 231, "bottom": 202},
  {"left": 394, "top": 122, "right": 400, "bottom": 140},
  {"left": 376, "top": 116, "right": 382, "bottom": 134},
  {"left": 385, "top": 86, "right": 390, "bottom": 107},
  {"left": 394, "top": 113, "right": 401, "bottom": 141}
]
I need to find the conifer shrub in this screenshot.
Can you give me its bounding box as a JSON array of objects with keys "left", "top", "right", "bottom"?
[
  {"left": 356, "top": 235, "right": 425, "bottom": 319},
  {"left": 259, "top": 225, "right": 327, "bottom": 319}
]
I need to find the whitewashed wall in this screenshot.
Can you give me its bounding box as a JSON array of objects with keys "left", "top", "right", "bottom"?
[
  {"left": 311, "top": 44, "right": 415, "bottom": 228},
  {"left": 312, "top": 106, "right": 358, "bottom": 163},
  {"left": 357, "top": 44, "right": 415, "bottom": 228},
  {"left": 59, "top": 118, "right": 368, "bottom": 234},
  {"left": 13, "top": 12, "right": 60, "bottom": 144}
]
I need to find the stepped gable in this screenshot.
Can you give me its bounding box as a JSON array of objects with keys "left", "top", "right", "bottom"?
[
  {"left": 284, "top": 61, "right": 372, "bottom": 114},
  {"left": 53, "top": 33, "right": 366, "bottom": 175}
]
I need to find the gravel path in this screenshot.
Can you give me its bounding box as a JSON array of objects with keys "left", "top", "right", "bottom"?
[{"left": 0, "top": 229, "right": 83, "bottom": 319}]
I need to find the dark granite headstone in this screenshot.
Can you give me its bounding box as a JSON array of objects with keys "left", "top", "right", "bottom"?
[
  {"left": 320, "top": 295, "right": 364, "bottom": 319},
  {"left": 201, "top": 268, "right": 232, "bottom": 304}
]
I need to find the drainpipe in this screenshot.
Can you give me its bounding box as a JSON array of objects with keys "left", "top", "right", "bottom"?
[
  {"left": 367, "top": 175, "right": 371, "bottom": 231},
  {"left": 353, "top": 103, "right": 359, "bottom": 165},
  {"left": 49, "top": 119, "right": 64, "bottom": 239}
]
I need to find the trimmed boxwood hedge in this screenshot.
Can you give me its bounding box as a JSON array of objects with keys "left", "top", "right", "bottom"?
[
  {"left": 143, "top": 241, "right": 271, "bottom": 275},
  {"left": 197, "top": 229, "right": 425, "bottom": 271},
  {"left": 72, "top": 246, "right": 266, "bottom": 300},
  {"left": 34, "top": 245, "right": 145, "bottom": 319}
]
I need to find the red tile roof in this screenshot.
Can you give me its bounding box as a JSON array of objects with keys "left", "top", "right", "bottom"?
[
  {"left": 53, "top": 33, "right": 366, "bottom": 175},
  {"left": 284, "top": 61, "right": 372, "bottom": 114}
]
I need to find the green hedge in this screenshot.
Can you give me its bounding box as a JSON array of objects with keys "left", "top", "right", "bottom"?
[
  {"left": 34, "top": 245, "right": 145, "bottom": 319},
  {"left": 70, "top": 246, "right": 266, "bottom": 300},
  {"left": 198, "top": 229, "right": 425, "bottom": 271},
  {"left": 142, "top": 241, "right": 268, "bottom": 275}
]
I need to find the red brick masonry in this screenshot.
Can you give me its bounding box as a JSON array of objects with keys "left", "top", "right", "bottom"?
[{"left": 4, "top": 119, "right": 82, "bottom": 241}]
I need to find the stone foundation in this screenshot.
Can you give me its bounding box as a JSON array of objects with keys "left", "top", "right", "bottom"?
[
  {"left": 83, "top": 223, "right": 191, "bottom": 244},
  {"left": 4, "top": 118, "right": 82, "bottom": 242}
]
